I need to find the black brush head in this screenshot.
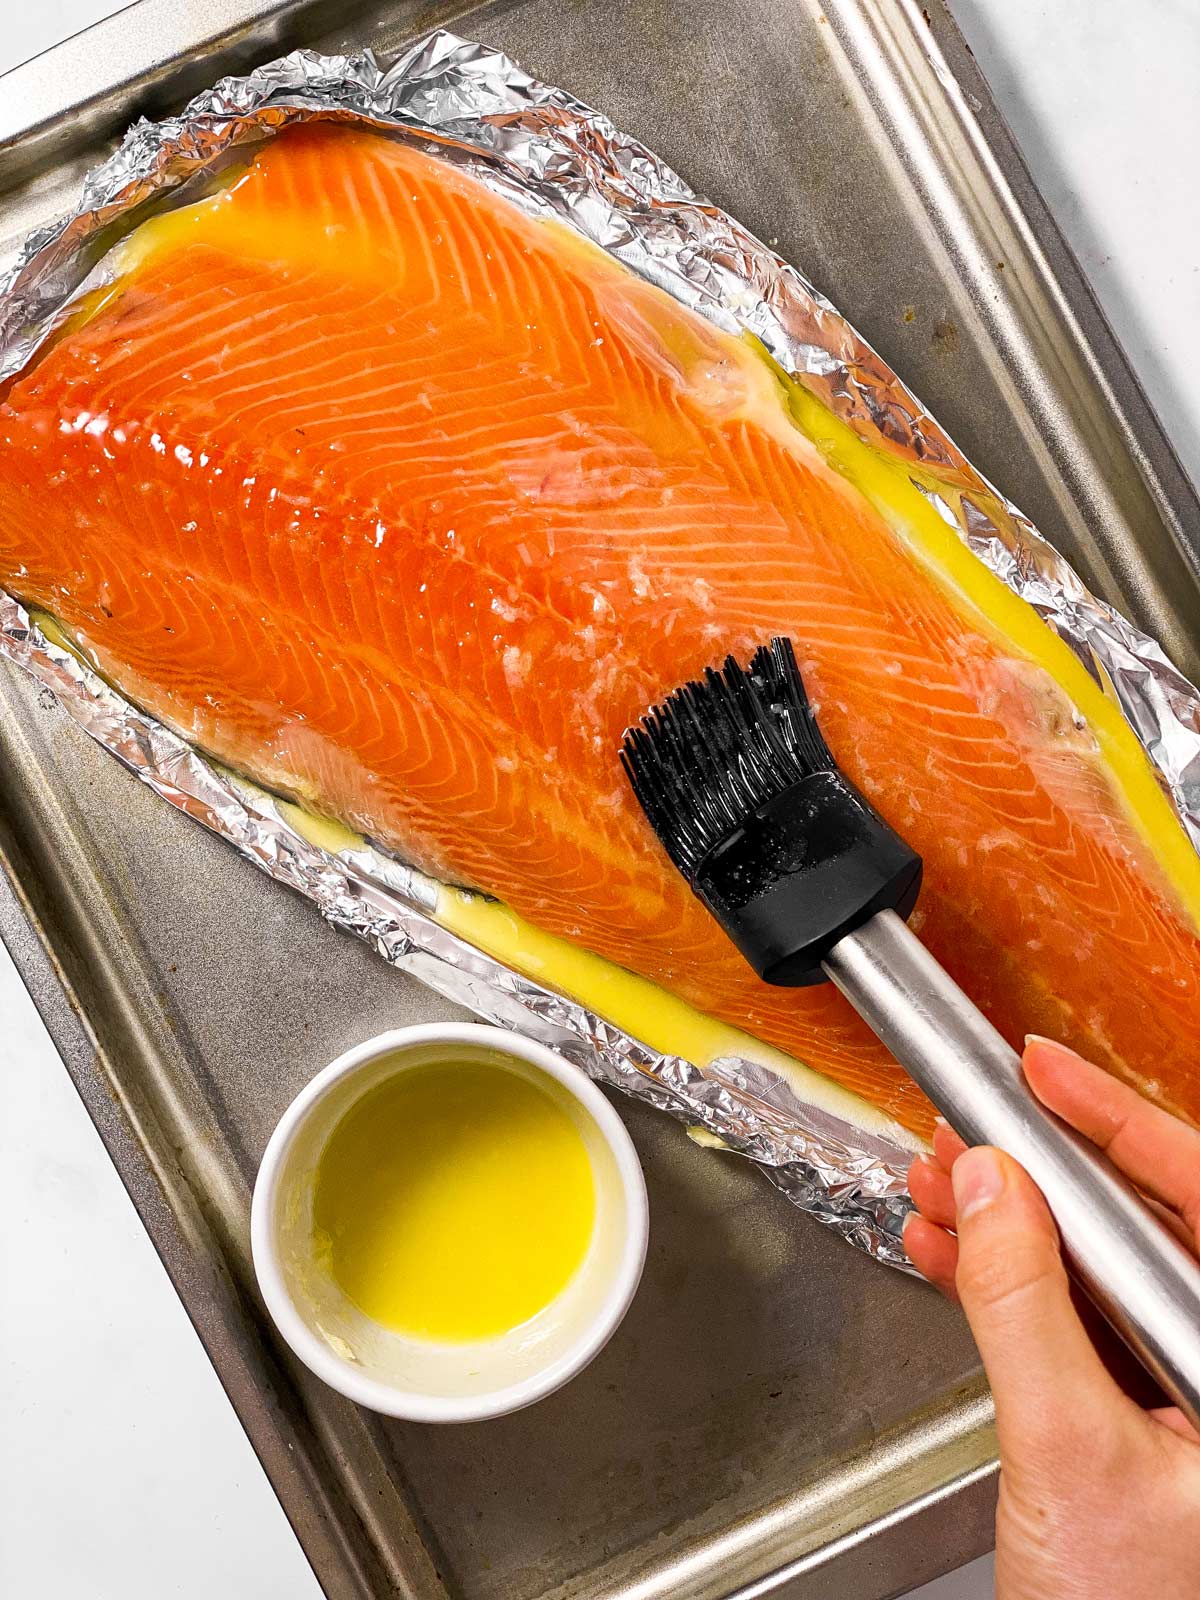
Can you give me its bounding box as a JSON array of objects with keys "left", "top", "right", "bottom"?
[
  {"left": 621, "top": 638, "right": 833, "bottom": 880},
  {"left": 622, "top": 638, "right": 922, "bottom": 986}
]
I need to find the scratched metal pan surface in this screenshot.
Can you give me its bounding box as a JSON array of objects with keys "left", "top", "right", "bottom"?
[{"left": 1, "top": 1, "right": 1196, "bottom": 1598}]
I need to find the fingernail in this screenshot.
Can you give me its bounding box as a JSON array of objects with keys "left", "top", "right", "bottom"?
[
  {"left": 933, "top": 1116, "right": 951, "bottom": 1132},
  {"left": 900, "top": 1210, "right": 926, "bottom": 1247},
  {"left": 952, "top": 1147, "right": 1005, "bottom": 1219},
  {"left": 1023, "top": 1033, "right": 1081, "bottom": 1059}
]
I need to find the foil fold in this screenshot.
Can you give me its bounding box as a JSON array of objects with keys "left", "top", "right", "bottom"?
[{"left": 3, "top": 28, "right": 1199, "bottom": 1267}]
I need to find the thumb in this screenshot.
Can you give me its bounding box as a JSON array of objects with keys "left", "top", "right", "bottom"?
[{"left": 951, "top": 1146, "right": 1129, "bottom": 1459}]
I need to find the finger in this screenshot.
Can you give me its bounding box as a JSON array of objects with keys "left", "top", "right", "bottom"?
[
  {"left": 902, "top": 1212, "right": 960, "bottom": 1299},
  {"left": 1148, "top": 1406, "right": 1200, "bottom": 1445},
  {"left": 1143, "top": 1191, "right": 1198, "bottom": 1251},
  {"left": 951, "top": 1145, "right": 1129, "bottom": 1452},
  {"left": 933, "top": 1118, "right": 968, "bottom": 1171},
  {"left": 1024, "top": 1036, "right": 1200, "bottom": 1236},
  {"left": 908, "top": 1154, "right": 957, "bottom": 1229}
]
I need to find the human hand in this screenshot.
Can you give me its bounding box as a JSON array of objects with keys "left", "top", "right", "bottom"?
[{"left": 904, "top": 1036, "right": 1200, "bottom": 1600}]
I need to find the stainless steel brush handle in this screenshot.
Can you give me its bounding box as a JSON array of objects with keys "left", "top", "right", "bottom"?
[{"left": 824, "top": 908, "right": 1200, "bottom": 1432}]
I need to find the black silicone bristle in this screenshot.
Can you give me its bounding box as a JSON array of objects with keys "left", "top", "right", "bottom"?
[
  {"left": 622, "top": 636, "right": 923, "bottom": 984},
  {"left": 620, "top": 637, "right": 836, "bottom": 883}
]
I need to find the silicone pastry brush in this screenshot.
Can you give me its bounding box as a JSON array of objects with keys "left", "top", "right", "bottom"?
[{"left": 622, "top": 636, "right": 1200, "bottom": 1429}]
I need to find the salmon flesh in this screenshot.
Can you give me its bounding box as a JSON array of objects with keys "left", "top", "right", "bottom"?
[{"left": 2, "top": 126, "right": 1198, "bottom": 1140}]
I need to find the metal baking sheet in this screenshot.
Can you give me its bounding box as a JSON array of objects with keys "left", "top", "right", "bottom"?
[{"left": 2, "top": 2, "right": 1196, "bottom": 1596}]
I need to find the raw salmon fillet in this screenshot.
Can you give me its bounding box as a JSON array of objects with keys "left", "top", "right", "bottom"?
[{"left": 2, "top": 126, "right": 1198, "bottom": 1139}]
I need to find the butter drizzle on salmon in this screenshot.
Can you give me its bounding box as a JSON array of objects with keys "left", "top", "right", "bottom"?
[{"left": 1, "top": 125, "right": 1198, "bottom": 1139}]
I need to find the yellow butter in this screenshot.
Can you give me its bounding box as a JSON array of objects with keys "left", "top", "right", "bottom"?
[
  {"left": 312, "top": 1057, "right": 596, "bottom": 1342},
  {"left": 435, "top": 885, "right": 910, "bottom": 1140}
]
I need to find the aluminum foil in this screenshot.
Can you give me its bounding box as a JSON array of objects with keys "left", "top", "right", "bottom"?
[{"left": 3, "top": 28, "right": 1199, "bottom": 1268}]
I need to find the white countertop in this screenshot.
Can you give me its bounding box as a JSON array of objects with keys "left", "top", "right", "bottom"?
[{"left": 2, "top": 4, "right": 1197, "bottom": 1597}]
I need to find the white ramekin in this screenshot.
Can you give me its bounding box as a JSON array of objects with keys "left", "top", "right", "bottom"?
[{"left": 251, "top": 1023, "right": 648, "bottom": 1422}]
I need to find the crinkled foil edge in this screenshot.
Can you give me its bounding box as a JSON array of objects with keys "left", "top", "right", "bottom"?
[{"left": 4, "top": 28, "right": 1199, "bottom": 1267}]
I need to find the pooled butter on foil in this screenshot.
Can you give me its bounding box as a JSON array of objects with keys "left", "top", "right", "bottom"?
[{"left": 3, "top": 29, "right": 1199, "bottom": 1269}]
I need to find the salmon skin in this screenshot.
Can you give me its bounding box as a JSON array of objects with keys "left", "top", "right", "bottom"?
[{"left": 1, "top": 124, "right": 1197, "bottom": 1140}]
